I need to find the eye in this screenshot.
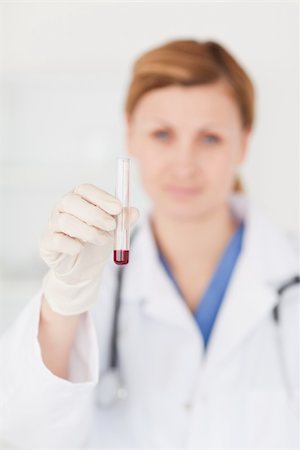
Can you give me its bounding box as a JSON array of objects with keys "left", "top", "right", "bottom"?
[
  {"left": 152, "top": 130, "right": 171, "bottom": 141},
  {"left": 202, "top": 134, "right": 221, "bottom": 144}
]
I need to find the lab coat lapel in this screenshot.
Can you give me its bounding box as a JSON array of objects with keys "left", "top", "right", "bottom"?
[
  {"left": 203, "top": 255, "right": 276, "bottom": 371},
  {"left": 143, "top": 260, "right": 196, "bottom": 332},
  {"left": 202, "top": 196, "right": 298, "bottom": 372},
  {"left": 122, "top": 212, "right": 199, "bottom": 334}
]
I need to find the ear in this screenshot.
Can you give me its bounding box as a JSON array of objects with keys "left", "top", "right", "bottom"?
[{"left": 124, "top": 114, "right": 136, "bottom": 157}]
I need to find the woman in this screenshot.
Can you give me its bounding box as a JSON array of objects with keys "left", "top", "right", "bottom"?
[{"left": 0, "top": 39, "right": 299, "bottom": 449}]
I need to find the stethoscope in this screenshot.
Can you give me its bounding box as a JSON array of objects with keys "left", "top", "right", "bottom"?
[
  {"left": 95, "top": 229, "right": 138, "bottom": 407},
  {"left": 95, "top": 228, "right": 300, "bottom": 407}
]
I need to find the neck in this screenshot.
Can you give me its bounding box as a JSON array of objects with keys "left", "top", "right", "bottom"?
[{"left": 150, "top": 204, "right": 239, "bottom": 270}]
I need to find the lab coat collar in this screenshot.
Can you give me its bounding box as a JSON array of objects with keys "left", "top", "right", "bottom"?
[{"left": 121, "top": 193, "right": 298, "bottom": 369}]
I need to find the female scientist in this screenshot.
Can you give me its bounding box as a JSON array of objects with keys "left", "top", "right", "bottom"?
[{"left": 0, "top": 39, "right": 299, "bottom": 450}]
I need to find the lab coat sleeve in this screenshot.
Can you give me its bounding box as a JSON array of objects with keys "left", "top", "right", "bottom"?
[
  {"left": 0, "top": 289, "right": 100, "bottom": 450},
  {"left": 282, "top": 234, "right": 300, "bottom": 397},
  {"left": 280, "top": 285, "right": 300, "bottom": 398}
]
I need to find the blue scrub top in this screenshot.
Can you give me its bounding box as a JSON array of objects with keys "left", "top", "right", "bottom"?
[{"left": 158, "top": 223, "right": 244, "bottom": 349}]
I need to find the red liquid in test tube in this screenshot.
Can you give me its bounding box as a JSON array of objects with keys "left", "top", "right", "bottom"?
[
  {"left": 113, "top": 158, "right": 131, "bottom": 265},
  {"left": 113, "top": 250, "right": 129, "bottom": 265}
]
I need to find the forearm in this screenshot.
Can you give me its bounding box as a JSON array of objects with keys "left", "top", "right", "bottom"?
[{"left": 38, "top": 294, "right": 82, "bottom": 379}]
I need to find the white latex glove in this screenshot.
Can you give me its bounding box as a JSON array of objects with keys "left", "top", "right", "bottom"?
[{"left": 39, "top": 184, "right": 139, "bottom": 315}]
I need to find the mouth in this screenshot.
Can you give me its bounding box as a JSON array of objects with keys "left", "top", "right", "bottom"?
[{"left": 164, "top": 185, "right": 202, "bottom": 198}]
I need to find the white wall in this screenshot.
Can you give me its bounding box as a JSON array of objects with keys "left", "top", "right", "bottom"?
[{"left": 0, "top": 1, "right": 298, "bottom": 332}]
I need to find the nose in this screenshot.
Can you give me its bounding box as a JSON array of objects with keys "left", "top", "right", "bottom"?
[{"left": 171, "top": 143, "right": 198, "bottom": 179}]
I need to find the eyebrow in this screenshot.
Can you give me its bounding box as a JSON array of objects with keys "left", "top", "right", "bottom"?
[{"left": 143, "top": 118, "right": 228, "bottom": 131}]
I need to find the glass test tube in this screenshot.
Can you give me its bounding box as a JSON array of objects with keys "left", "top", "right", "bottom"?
[{"left": 113, "top": 157, "right": 131, "bottom": 265}]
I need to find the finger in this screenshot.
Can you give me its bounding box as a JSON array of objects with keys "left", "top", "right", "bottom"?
[
  {"left": 40, "top": 229, "right": 84, "bottom": 257},
  {"left": 57, "top": 193, "right": 117, "bottom": 232},
  {"left": 50, "top": 211, "right": 113, "bottom": 246},
  {"left": 73, "top": 184, "right": 122, "bottom": 215}
]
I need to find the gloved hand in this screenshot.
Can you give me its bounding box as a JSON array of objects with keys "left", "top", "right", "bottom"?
[{"left": 39, "top": 184, "right": 139, "bottom": 316}]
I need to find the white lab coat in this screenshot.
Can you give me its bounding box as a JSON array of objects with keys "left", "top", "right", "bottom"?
[{"left": 0, "top": 194, "right": 299, "bottom": 450}]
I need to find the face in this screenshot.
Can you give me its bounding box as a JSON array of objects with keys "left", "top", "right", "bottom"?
[{"left": 126, "top": 81, "right": 251, "bottom": 222}]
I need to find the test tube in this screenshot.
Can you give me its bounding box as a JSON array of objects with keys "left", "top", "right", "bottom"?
[{"left": 114, "top": 157, "right": 131, "bottom": 265}]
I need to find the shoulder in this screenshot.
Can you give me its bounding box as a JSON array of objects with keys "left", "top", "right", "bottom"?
[
  {"left": 231, "top": 194, "right": 298, "bottom": 282},
  {"left": 285, "top": 231, "right": 299, "bottom": 255},
  {"left": 275, "top": 272, "right": 300, "bottom": 390}
]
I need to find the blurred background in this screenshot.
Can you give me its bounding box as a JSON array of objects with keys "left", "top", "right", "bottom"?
[{"left": 0, "top": 1, "right": 298, "bottom": 334}]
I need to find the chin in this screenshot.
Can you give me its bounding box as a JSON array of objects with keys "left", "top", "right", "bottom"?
[{"left": 158, "top": 202, "right": 211, "bottom": 222}]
